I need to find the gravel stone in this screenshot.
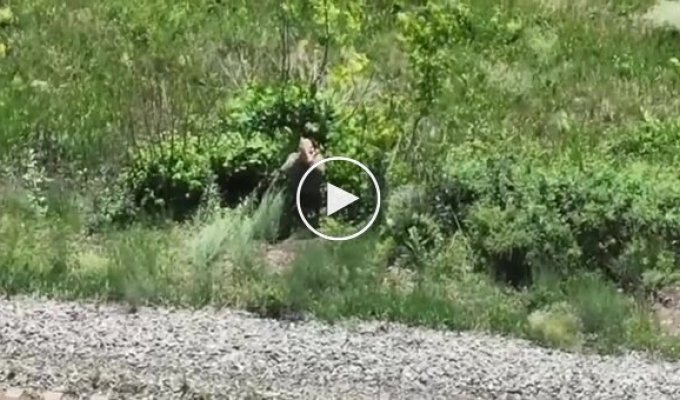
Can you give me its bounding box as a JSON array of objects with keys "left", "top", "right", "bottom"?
[{"left": 1, "top": 296, "right": 679, "bottom": 399}]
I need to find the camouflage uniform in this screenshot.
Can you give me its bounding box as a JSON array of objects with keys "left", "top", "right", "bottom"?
[{"left": 278, "top": 148, "right": 325, "bottom": 239}]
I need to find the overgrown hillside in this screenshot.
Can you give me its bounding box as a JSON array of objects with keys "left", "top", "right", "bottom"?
[{"left": 2, "top": 0, "right": 680, "bottom": 357}]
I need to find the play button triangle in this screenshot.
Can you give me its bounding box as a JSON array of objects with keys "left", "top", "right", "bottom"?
[{"left": 326, "top": 183, "right": 359, "bottom": 216}]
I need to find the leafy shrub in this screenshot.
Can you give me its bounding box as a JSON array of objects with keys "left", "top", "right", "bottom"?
[
  {"left": 323, "top": 104, "right": 396, "bottom": 219},
  {"left": 111, "top": 76, "right": 399, "bottom": 223},
  {"left": 119, "top": 134, "right": 212, "bottom": 220},
  {"left": 222, "top": 83, "right": 335, "bottom": 148},
  {"left": 222, "top": 81, "right": 399, "bottom": 220},
  {"left": 382, "top": 183, "right": 443, "bottom": 269},
  {"left": 397, "top": 0, "right": 474, "bottom": 109},
  {"left": 116, "top": 130, "right": 283, "bottom": 221},
  {"left": 209, "top": 133, "right": 283, "bottom": 207},
  {"left": 382, "top": 149, "right": 680, "bottom": 289},
  {"left": 469, "top": 159, "right": 680, "bottom": 287}
]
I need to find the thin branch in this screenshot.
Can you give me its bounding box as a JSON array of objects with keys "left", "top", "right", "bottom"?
[
  {"left": 310, "top": 0, "right": 331, "bottom": 97},
  {"left": 279, "top": 2, "right": 290, "bottom": 85}
]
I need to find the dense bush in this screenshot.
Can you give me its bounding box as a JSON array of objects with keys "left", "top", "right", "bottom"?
[
  {"left": 119, "top": 135, "right": 211, "bottom": 220},
  {"left": 384, "top": 150, "right": 680, "bottom": 289},
  {"left": 224, "top": 82, "right": 399, "bottom": 218},
  {"left": 208, "top": 133, "right": 284, "bottom": 206},
  {"left": 222, "top": 84, "right": 335, "bottom": 147},
  {"left": 115, "top": 131, "right": 280, "bottom": 220},
  {"left": 113, "top": 81, "right": 398, "bottom": 221},
  {"left": 382, "top": 183, "right": 444, "bottom": 269}
]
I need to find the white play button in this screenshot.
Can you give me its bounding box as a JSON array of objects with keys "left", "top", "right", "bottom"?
[
  {"left": 326, "top": 183, "right": 359, "bottom": 216},
  {"left": 296, "top": 156, "right": 381, "bottom": 241}
]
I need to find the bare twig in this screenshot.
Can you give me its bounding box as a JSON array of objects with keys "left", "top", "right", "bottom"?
[
  {"left": 310, "top": 0, "right": 331, "bottom": 97},
  {"left": 279, "top": 3, "right": 290, "bottom": 85}
]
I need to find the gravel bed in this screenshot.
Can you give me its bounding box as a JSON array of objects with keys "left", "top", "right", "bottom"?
[{"left": 1, "top": 296, "right": 680, "bottom": 399}]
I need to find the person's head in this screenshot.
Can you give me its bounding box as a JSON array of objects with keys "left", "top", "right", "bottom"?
[{"left": 298, "top": 136, "right": 319, "bottom": 165}]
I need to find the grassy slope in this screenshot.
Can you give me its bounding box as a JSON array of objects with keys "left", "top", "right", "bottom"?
[{"left": 2, "top": 0, "right": 680, "bottom": 358}]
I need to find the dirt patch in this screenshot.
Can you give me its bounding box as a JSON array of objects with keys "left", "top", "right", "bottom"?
[
  {"left": 263, "top": 243, "right": 298, "bottom": 272},
  {"left": 262, "top": 236, "right": 318, "bottom": 273},
  {"left": 641, "top": 1, "right": 680, "bottom": 30}
]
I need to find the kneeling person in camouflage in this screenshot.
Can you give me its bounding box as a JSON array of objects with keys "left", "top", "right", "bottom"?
[{"left": 278, "top": 137, "right": 325, "bottom": 239}]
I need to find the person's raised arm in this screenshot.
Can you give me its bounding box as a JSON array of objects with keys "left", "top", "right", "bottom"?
[
  {"left": 313, "top": 151, "right": 326, "bottom": 173},
  {"left": 280, "top": 152, "right": 298, "bottom": 172}
]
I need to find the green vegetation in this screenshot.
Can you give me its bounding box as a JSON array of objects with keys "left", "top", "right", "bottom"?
[{"left": 3, "top": 0, "right": 680, "bottom": 358}]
